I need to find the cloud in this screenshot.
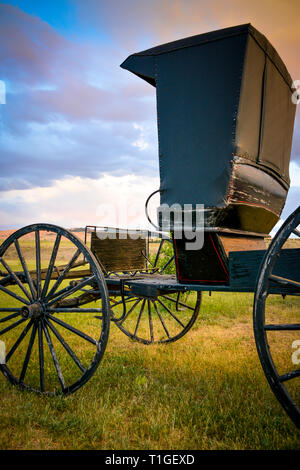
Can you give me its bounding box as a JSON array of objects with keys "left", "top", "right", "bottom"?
[
  {"left": 73, "top": 0, "right": 300, "bottom": 71},
  {"left": 282, "top": 186, "right": 300, "bottom": 220},
  {"left": 278, "top": 162, "right": 300, "bottom": 222},
  {"left": 0, "top": 118, "right": 159, "bottom": 191},
  {"left": 0, "top": 3, "right": 80, "bottom": 86},
  {"left": 74, "top": 0, "right": 300, "bottom": 161},
  {"left": 0, "top": 173, "right": 160, "bottom": 229},
  {"left": 0, "top": 3, "right": 155, "bottom": 113},
  {"left": 0, "top": 1, "right": 299, "bottom": 230},
  {"left": 0, "top": 3, "right": 157, "bottom": 193},
  {"left": 291, "top": 110, "right": 300, "bottom": 162}
]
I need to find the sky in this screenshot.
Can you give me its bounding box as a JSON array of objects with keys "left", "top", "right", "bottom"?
[{"left": 0, "top": 0, "right": 299, "bottom": 232}]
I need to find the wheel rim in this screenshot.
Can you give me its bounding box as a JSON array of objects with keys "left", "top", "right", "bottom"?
[
  {"left": 111, "top": 235, "right": 200, "bottom": 344},
  {"left": 113, "top": 291, "right": 201, "bottom": 344},
  {"left": 0, "top": 224, "right": 110, "bottom": 395},
  {"left": 253, "top": 206, "right": 300, "bottom": 428}
]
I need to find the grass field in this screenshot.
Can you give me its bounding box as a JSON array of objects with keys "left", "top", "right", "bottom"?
[{"left": 0, "top": 234, "right": 299, "bottom": 450}]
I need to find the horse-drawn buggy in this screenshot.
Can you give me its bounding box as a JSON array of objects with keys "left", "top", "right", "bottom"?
[{"left": 0, "top": 24, "right": 299, "bottom": 428}]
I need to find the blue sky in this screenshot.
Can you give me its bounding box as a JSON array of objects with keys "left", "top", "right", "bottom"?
[{"left": 0, "top": 0, "right": 299, "bottom": 231}]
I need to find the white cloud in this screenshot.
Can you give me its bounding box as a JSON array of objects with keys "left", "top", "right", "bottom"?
[
  {"left": 290, "top": 161, "right": 300, "bottom": 187},
  {"left": 0, "top": 173, "right": 160, "bottom": 230},
  {"left": 132, "top": 123, "right": 150, "bottom": 151}
]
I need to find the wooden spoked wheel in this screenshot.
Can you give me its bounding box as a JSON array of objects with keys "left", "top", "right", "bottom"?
[
  {"left": 0, "top": 224, "right": 110, "bottom": 395},
  {"left": 113, "top": 290, "right": 201, "bottom": 345},
  {"left": 253, "top": 206, "right": 300, "bottom": 428},
  {"left": 111, "top": 237, "right": 201, "bottom": 344}
]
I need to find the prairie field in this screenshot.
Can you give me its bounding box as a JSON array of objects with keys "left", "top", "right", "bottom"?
[{"left": 0, "top": 231, "right": 299, "bottom": 450}]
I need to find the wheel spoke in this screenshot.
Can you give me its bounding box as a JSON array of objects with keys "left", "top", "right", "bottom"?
[
  {"left": 45, "top": 248, "right": 81, "bottom": 301},
  {"left": 0, "top": 318, "right": 26, "bottom": 336},
  {"left": 6, "top": 320, "right": 34, "bottom": 362},
  {"left": 19, "top": 322, "right": 37, "bottom": 383},
  {"left": 42, "top": 320, "right": 66, "bottom": 391},
  {"left": 14, "top": 239, "right": 37, "bottom": 300},
  {"left": 0, "top": 273, "right": 10, "bottom": 285},
  {"left": 0, "top": 223, "right": 110, "bottom": 396},
  {"left": 47, "top": 313, "right": 98, "bottom": 346},
  {"left": 153, "top": 239, "right": 164, "bottom": 268},
  {"left": 0, "top": 258, "right": 32, "bottom": 302},
  {"left": 38, "top": 322, "right": 45, "bottom": 392},
  {"left": 115, "top": 289, "right": 200, "bottom": 345},
  {"left": 0, "top": 308, "right": 22, "bottom": 312},
  {"left": 35, "top": 230, "right": 41, "bottom": 299},
  {"left": 0, "top": 312, "right": 21, "bottom": 323},
  {"left": 162, "top": 295, "right": 194, "bottom": 311},
  {"left": 269, "top": 274, "right": 300, "bottom": 289},
  {"left": 48, "top": 308, "right": 102, "bottom": 313},
  {"left": 264, "top": 323, "right": 300, "bottom": 331},
  {"left": 41, "top": 233, "right": 61, "bottom": 299},
  {"left": 253, "top": 207, "right": 300, "bottom": 428},
  {"left": 47, "top": 275, "right": 96, "bottom": 307},
  {"left": 152, "top": 300, "right": 170, "bottom": 339},
  {"left": 118, "top": 298, "right": 141, "bottom": 325},
  {"left": 159, "top": 255, "right": 175, "bottom": 274},
  {"left": 133, "top": 299, "right": 146, "bottom": 337},
  {"left": 279, "top": 369, "right": 300, "bottom": 382},
  {"left": 157, "top": 298, "right": 185, "bottom": 328},
  {"left": 110, "top": 297, "right": 138, "bottom": 309},
  {"left": 45, "top": 318, "right": 86, "bottom": 373},
  {"left": 148, "top": 300, "right": 154, "bottom": 342},
  {"left": 0, "top": 284, "right": 30, "bottom": 305},
  {"left": 46, "top": 284, "right": 76, "bottom": 303}
]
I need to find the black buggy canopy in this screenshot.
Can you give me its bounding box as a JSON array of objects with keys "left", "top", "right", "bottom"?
[{"left": 121, "top": 24, "right": 296, "bottom": 235}]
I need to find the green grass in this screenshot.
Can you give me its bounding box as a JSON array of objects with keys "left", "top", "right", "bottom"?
[{"left": 0, "top": 290, "right": 299, "bottom": 450}]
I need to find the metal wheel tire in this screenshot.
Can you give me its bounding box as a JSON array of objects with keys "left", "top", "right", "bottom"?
[
  {"left": 253, "top": 206, "right": 300, "bottom": 428},
  {"left": 0, "top": 223, "right": 110, "bottom": 395},
  {"left": 113, "top": 291, "right": 201, "bottom": 345}
]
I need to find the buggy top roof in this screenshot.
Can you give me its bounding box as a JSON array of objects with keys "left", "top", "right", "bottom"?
[{"left": 121, "top": 23, "right": 293, "bottom": 90}]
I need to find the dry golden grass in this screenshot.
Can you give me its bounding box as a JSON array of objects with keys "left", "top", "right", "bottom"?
[
  {"left": 0, "top": 290, "right": 299, "bottom": 450},
  {"left": 0, "top": 234, "right": 299, "bottom": 450}
]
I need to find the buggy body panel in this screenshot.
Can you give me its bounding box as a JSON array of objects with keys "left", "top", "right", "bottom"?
[{"left": 121, "top": 24, "right": 296, "bottom": 235}]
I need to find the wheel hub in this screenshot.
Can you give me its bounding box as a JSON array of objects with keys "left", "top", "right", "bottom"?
[{"left": 21, "top": 302, "right": 45, "bottom": 319}]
